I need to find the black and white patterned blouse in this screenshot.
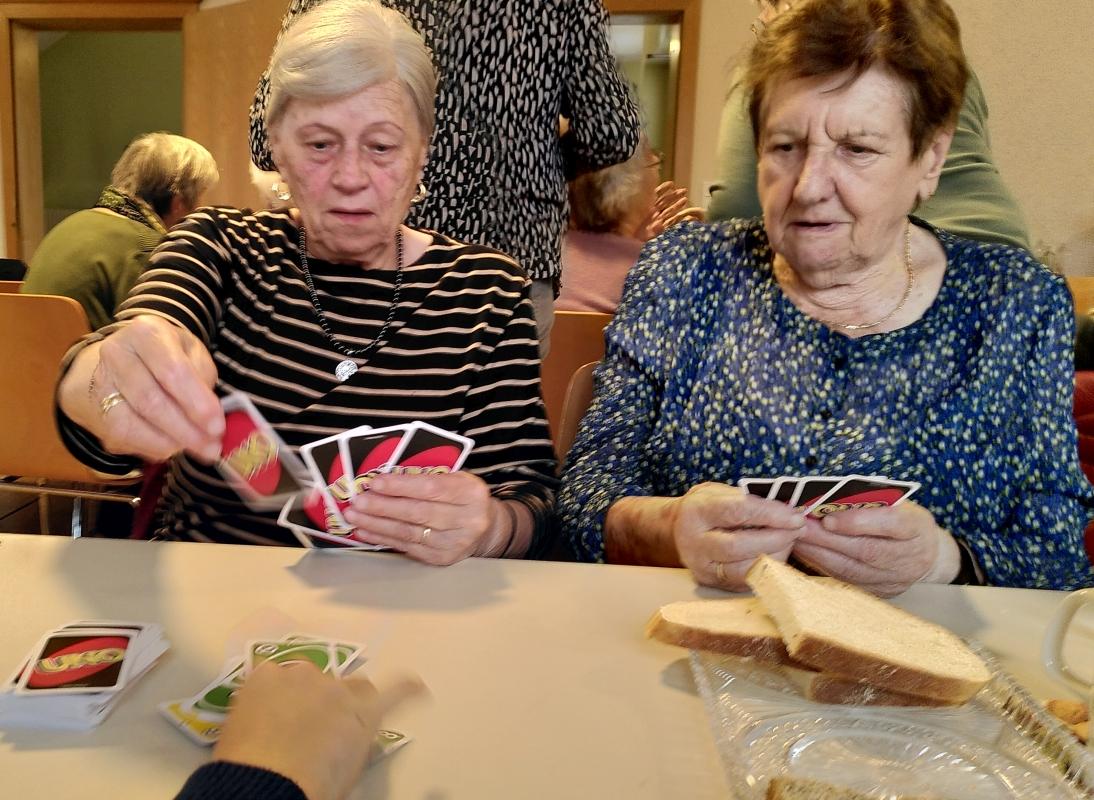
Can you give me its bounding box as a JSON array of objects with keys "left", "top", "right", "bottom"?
[{"left": 249, "top": 0, "right": 642, "bottom": 283}]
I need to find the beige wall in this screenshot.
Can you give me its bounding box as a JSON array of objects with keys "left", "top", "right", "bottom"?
[
  {"left": 4, "top": 0, "right": 1092, "bottom": 271},
  {"left": 688, "top": 0, "right": 1094, "bottom": 272}
]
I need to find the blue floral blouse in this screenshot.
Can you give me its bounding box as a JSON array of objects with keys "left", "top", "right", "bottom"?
[{"left": 558, "top": 217, "right": 1094, "bottom": 590}]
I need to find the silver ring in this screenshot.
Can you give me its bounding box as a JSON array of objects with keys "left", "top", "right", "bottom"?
[
  {"left": 419, "top": 526, "right": 431, "bottom": 545},
  {"left": 99, "top": 391, "right": 126, "bottom": 416},
  {"left": 714, "top": 562, "right": 727, "bottom": 583}
]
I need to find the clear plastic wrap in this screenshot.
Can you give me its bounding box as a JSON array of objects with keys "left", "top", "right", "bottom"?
[{"left": 689, "top": 641, "right": 1094, "bottom": 799}]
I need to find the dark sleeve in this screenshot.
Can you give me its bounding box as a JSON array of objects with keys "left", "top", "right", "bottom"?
[
  {"left": 458, "top": 268, "right": 560, "bottom": 557},
  {"left": 706, "top": 72, "right": 763, "bottom": 222},
  {"left": 559, "top": 0, "right": 642, "bottom": 178},
  {"left": 558, "top": 225, "right": 705, "bottom": 561},
  {"left": 174, "top": 761, "right": 306, "bottom": 800},
  {"left": 963, "top": 272, "right": 1094, "bottom": 589}
]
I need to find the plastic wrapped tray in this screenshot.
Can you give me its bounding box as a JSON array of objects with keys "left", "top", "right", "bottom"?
[{"left": 689, "top": 641, "right": 1094, "bottom": 799}]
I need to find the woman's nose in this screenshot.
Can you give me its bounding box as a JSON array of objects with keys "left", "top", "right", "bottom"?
[
  {"left": 792, "top": 148, "right": 835, "bottom": 205},
  {"left": 331, "top": 150, "right": 371, "bottom": 191}
]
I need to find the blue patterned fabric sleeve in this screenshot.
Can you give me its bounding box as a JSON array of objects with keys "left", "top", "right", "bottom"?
[
  {"left": 558, "top": 224, "right": 705, "bottom": 561},
  {"left": 971, "top": 272, "right": 1094, "bottom": 589}
]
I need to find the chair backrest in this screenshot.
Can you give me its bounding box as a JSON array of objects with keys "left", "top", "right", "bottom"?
[
  {"left": 0, "top": 293, "right": 106, "bottom": 483},
  {"left": 541, "top": 311, "right": 611, "bottom": 443},
  {"left": 556, "top": 360, "right": 599, "bottom": 460},
  {"left": 0, "top": 280, "right": 22, "bottom": 294},
  {"left": 1066, "top": 276, "right": 1094, "bottom": 316}
]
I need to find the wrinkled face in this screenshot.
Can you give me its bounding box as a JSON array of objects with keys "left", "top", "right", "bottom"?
[
  {"left": 270, "top": 80, "right": 428, "bottom": 264},
  {"left": 757, "top": 64, "right": 947, "bottom": 277}
]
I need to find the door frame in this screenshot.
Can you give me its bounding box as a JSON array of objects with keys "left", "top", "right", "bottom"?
[
  {"left": 604, "top": 0, "right": 700, "bottom": 186},
  {"left": 0, "top": 1, "right": 197, "bottom": 259}
]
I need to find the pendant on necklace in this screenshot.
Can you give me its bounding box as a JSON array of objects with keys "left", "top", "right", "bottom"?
[{"left": 334, "top": 359, "right": 358, "bottom": 382}]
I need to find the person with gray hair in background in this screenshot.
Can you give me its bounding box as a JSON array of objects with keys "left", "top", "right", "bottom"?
[
  {"left": 54, "top": 0, "right": 558, "bottom": 559},
  {"left": 22, "top": 132, "right": 219, "bottom": 330}
]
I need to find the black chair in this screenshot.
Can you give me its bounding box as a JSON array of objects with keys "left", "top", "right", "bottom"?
[{"left": 0, "top": 258, "right": 28, "bottom": 280}]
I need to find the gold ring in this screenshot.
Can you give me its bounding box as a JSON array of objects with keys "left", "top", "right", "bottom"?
[
  {"left": 714, "top": 562, "right": 727, "bottom": 583},
  {"left": 99, "top": 391, "right": 126, "bottom": 416},
  {"left": 420, "top": 526, "right": 431, "bottom": 545}
]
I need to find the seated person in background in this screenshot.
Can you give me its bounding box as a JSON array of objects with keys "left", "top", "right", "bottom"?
[
  {"left": 175, "top": 661, "right": 423, "bottom": 800},
  {"left": 21, "top": 133, "right": 219, "bottom": 330},
  {"left": 55, "top": 0, "right": 557, "bottom": 562},
  {"left": 557, "top": 135, "right": 703, "bottom": 314},
  {"left": 559, "top": 0, "right": 1094, "bottom": 594},
  {"left": 707, "top": 1, "right": 1031, "bottom": 252}
]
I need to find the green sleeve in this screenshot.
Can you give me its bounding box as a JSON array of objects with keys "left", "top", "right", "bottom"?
[{"left": 706, "top": 71, "right": 762, "bottom": 222}]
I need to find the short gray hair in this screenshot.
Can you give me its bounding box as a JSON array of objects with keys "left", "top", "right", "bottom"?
[
  {"left": 569, "top": 136, "right": 652, "bottom": 233},
  {"left": 111, "top": 132, "right": 219, "bottom": 217},
  {"left": 266, "top": 0, "right": 437, "bottom": 140}
]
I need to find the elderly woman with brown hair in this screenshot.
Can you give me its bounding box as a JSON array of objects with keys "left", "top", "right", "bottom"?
[
  {"left": 559, "top": 0, "right": 1094, "bottom": 593},
  {"left": 55, "top": 0, "right": 556, "bottom": 562}
]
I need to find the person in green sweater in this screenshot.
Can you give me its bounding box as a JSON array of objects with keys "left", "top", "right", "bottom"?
[
  {"left": 21, "top": 132, "right": 219, "bottom": 331},
  {"left": 707, "top": 3, "right": 1031, "bottom": 252}
]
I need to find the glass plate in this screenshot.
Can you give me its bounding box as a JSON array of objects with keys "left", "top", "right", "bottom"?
[{"left": 689, "top": 642, "right": 1094, "bottom": 799}]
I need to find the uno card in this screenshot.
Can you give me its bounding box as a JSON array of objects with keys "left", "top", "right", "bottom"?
[
  {"left": 159, "top": 700, "right": 224, "bottom": 746},
  {"left": 218, "top": 392, "right": 309, "bottom": 509},
  {"left": 803, "top": 475, "right": 920, "bottom": 519},
  {"left": 339, "top": 424, "right": 411, "bottom": 496},
  {"left": 737, "top": 478, "right": 776, "bottom": 498},
  {"left": 789, "top": 477, "right": 844, "bottom": 513},
  {"left": 244, "top": 640, "right": 336, "bottom": 675},
  {"left": 386, "top": 421, "right": 473, "bottom": 475},
  {"left": 281, "top": 635, "right": 364, "bottom": 676},
  {"left": 188, "top": 662, "right": 246, "bottom": 717},
  {"left": 278, "top": 495, "right": 381, "bottom": 550},
  {"left": 15, "top": 630, "right": 134, "bottom": 694},
  {"left": 372, "top": 728, "right": 412, "bottom": 761},
  {"left": 300, "top": 433, "right": 354, "bottom": 529},
  {"left": 768, "top": 477, "right": 800, "bottom": 504}
]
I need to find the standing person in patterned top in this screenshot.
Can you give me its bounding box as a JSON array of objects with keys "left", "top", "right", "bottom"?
[
  {"left": 249, "top": 0, "right": 642, "bottom": 354},
  {"left": 559, "top": 0, "right": 1094, "bottom": 592},
  {"left": 55, "top": 0, "right": 557, "bottom": 562}
]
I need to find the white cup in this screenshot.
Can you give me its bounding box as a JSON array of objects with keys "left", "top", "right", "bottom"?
[
  {"left": 1042, "top": 588, "right": 1093, "bottom": 748},
  {"left": 1043, "top": 588, "right": 1094, "bottom": 692}
]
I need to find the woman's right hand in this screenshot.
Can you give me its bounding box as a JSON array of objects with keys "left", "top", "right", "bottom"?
[
  {"left": 672, "top": 482, "right": 806, "bottom": 591},
  {"left": 58, "top": 315, "right": 223, "bottom": 463}
]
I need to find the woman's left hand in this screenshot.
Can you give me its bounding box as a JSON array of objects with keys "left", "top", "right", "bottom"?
[
  {"left": 344, "top": 471, "right": 502, "bottom": 566},
  {"left": 791, "top": 502, "right": 960, "bottom": 597}
]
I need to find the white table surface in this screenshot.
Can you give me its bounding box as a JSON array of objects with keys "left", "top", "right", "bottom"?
[{"left": 0, "top": 533, "right": 1087, "bottom": 799}]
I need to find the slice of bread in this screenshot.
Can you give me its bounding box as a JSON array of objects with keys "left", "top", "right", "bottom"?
[
  {"left": 779, "top": 665, "right": 953, "bottom": 707},
  {"left": 766, "top": 776, "right": 932, "bottom": 800},
  {"left": 646, "top": 597, "right": 796, "bottom": 665},
  {"left": 746, "top": 555, "right": 991, "bottom": 704}
]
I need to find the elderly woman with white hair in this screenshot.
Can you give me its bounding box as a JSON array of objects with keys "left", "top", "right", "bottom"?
[
  {"left": 54, "top": 0, "right": 557, "bottom": 562},
  {"left": 22, "top": 132, "right": 219, "bottom": 330}
]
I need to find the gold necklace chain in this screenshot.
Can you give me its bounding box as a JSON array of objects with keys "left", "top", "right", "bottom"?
[{"left": 827, "top": 221, "right": 915, "bottom": 332}]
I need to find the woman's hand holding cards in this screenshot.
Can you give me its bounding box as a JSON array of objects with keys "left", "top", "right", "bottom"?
[
  {"left": 345, "top": 471, "right": 509, "bottom": 565},
  {"left": 793, "top": 501, "right": 961, "bottom": 597},
  {"left": 59, "top": 315, "right": 222, "bottom": 463},
  {"left": 672, "top": 483, "right": 806, "bottom": 592}
]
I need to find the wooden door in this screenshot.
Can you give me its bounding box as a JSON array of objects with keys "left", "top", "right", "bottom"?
[{"left": 182, "top": 0, "right": 287, "bottom": 211}]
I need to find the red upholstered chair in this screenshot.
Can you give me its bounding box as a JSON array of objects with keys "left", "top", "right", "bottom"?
[{"left": 1073, "top": 371, "right": 1094, "bottom": 563}]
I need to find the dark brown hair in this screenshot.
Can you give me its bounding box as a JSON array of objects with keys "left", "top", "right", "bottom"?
[{"left": 745, "top": 0, "right": 969, "bottom": 157}]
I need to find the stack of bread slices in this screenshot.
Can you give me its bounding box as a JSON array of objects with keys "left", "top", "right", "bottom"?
[{"left": 647, "top": 555, "right": 991, "bottom": 707}]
